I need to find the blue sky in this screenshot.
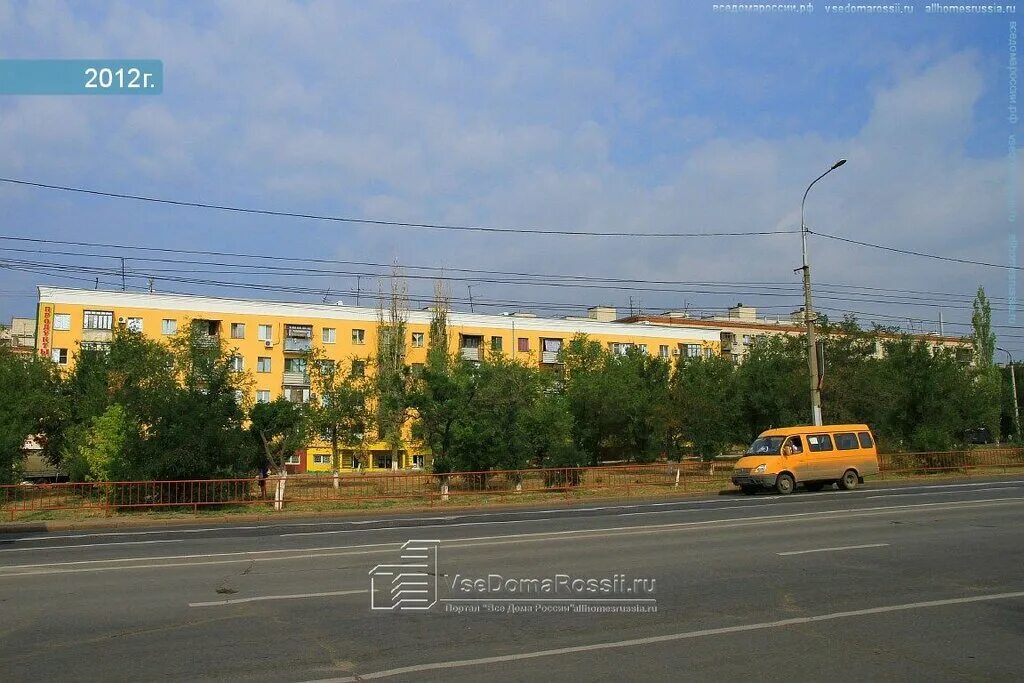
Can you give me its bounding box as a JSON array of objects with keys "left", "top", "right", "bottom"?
[{"left": 1, "top": 2, "right": 1022, "bottom": 348}]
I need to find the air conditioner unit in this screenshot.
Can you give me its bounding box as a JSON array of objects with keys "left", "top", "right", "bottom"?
[
  {"left": 117, "top": 316, "right": 127, "bottom": 324},
  {"left": 264, "top": 340, "right": 273, "bottom": 348}
]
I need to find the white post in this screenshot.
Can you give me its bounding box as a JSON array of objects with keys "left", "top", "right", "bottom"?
[
  {"left": 274, "top": 469, "right": 287, "bottom": 511},
  {"left": 674, "top": 469, "right": 680, "bottom": 487},
  {"left": 332, "top": 469, "right": 340, "bottom": 490},
  {"left": 441, "top": 482, "right": 449, "bottom": 502}
]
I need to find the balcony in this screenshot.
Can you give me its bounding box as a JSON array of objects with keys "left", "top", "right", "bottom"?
[
  {"left": 194, "top": 335, "right": 219, "bottom": 348},
  {"left": 81, "top": 329, "right": 113, "bottom": 344},
  {"left": 284, "top": 324, "right": 313, "bottom": 353},
  {"left": 540, "top": 338, "right": 563, "bottom": 365},
  {"left": 284, "top": 337, "right": 313, "bottom": 353},
  {"left": 460, "top": 347, "right": 482, "bottom": 362},
  {"left": 282, "top": 371, "right": 310, "bottom": 387}
]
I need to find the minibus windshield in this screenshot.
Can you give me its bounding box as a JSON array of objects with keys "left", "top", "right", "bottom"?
[{"left": 746, "top": 436, "right": 784, "bottom": 455}]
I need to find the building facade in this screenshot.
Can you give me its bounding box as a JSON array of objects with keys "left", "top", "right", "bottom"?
[
  {"left": 1, "top": 317, "right": 37, "bottom": 356},
  {"left": 36, "top": 286, "right": 722, "bottom": 473},
  {"left": 618, "top": 304, "right": 970, "bottom": 364}
]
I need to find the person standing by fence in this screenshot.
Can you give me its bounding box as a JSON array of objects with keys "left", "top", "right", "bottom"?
[{"left": 258, "top": 463, "right": 269, "bottom": 499}]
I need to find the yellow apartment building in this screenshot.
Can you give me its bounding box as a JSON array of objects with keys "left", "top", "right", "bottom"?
[{"left": 35, "top": 286, "right": 721, "bottom": 473}]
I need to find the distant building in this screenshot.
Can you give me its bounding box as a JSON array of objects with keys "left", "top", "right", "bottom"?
[
  {"left": 618, "top": 303, "right": 971, "bottom": 364},
  {"left": 0, "top": 317, "right": 37, "bottom": 355}
]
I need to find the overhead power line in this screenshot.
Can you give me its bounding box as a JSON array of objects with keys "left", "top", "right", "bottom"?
[
  {"left": 0, "top": 177, "right": 794, "bottom": 239},
  {"left": 0, "top": 234, "right": 1008, "bottom": 305},
  {"left": 811, "top": 230, "right": 1022, "bottom": 271}
]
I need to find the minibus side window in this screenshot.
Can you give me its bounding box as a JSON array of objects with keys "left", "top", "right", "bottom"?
[
  {"left": 857, "top": 431, "right": 874, "bottom": 448},
  {"left": 807, "top": 434, "right": 833, "bottom": 452},
  {"left": 835, "top": 433, "right": 859, "bottom": 450}
]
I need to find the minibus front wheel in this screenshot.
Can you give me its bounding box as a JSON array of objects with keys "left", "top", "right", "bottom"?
[{"left": 775, "top": 473, "right": 795, "bottom": 495}]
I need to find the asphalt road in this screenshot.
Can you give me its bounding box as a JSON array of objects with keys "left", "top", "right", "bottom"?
[{"left": 2, "top": 476, "right": 1024, "bottom": 682}]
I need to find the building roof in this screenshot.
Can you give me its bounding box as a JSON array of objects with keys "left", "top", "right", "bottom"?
[
  {"left": 37, "top": 286, "right": 722, "bottom": 342},
  {"left": 615, "top": 314, "right": 967, "bottom": 345}
]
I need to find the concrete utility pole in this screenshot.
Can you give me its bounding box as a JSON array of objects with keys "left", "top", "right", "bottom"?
[
  {"left": 999, "top": 347, "right": 1021, "bottom": 439},
  {"left": 800, "top": 158, "right": 847, "bottom": 426}
]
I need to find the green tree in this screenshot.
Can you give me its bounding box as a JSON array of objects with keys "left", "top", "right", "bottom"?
[
  {"left": 560, "top": 335, "right": 670, "bottom": 464},
  {"left": 374, "top": 274, "right": 413, "bottom": 469},
  {"left": 410, "top": 289, "right": 471, "bottom": 474},
  {"left": 0, "top": 347, "right": 62, "bottom": 483},
  {"left": 970, "top": 286, "right": 996, "bottom": 368},
  {"left": 47, "top": 326, "right": 251, "bottom": 482},
  {"left": 308, "top": 349, "right": 371, "bottom": 487},
  {"left": 734, "top": 335, "right": 807, "bottom": 439},
  {"left": 250, "top": 397, "right": 310, "bottom": 509},
  {"left": 65, "top": 403, "right": 134, "bottom": 482},
  {"left": 669, "top": 354, "right": 739, "bottom": 460}
]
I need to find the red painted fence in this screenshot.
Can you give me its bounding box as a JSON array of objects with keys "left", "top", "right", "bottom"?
[{"left": 2, "top": 448, "right": 1022, "bottom": 521}]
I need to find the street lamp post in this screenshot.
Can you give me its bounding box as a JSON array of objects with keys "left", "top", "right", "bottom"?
[
  {"left": 998, "top": 347, "right": 1021, "bottom": 440},
  {"left": 800, "top": 158, "right": 847, "bottom": 426}
]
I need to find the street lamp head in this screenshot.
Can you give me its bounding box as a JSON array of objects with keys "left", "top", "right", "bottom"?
[{"left": 831, "top": 159, "right": 847, "bottom": 170}]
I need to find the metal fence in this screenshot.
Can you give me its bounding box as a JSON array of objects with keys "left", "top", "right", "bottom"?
[{"left": 2, "top": 448, "right": 1022, "bottom": 520}]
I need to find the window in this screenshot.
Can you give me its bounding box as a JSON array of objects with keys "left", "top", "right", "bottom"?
[
  {"left": 230, "top": 355, "right": 244, "bottom": 372},
  {"left": 258, "top": 324, "right": 273, "bottom": 342},
  {"left": 611, "top": 342, "right": 633, "bottom": 356},
  {"left": 659, "top": 345, "right": 669, "bottom": 359},
  {"left": 233, "top": 389, "right": 244, "bottom": 403},
  {"left": 322, "top": 327, "right": 336, "bottom": 344},
  {"left": 284, "top": 357, "right": 307, "bottom": 374},
  {"left": 126, "top": 317, "right": 143, "bottom": 333},
  {"left": 637, "top": 344, "right": 647, "bottom": 354},
  {"left": 161, "top": 319, "right": 177, "bottom": 335},
  {"left": 83, "top": 310, "right": 113, "bottom": 330},
  {"left": 230, "top": 323, "right": 245, "bottom": 339},
  {"left": 316, "top": 359, "right": 335, "bottom": 375},
  {"left": 256, "top": 390, "right": 271, "bottom": 404},
  {"left": 53, "top": 313, "right": 71, "bottom": 331},
  {"left": 518, "top": 337, "right": 530, "bottom": 352},
  {"left": 835, "top": 433, "right": 859, "bottom": 450},
  {"left": 742, "top": 335, "right": 752, "bottom": 345},
  {"left": 313, "top": 454, "right": 331, "bottom": 465},
  {"left": 686, "top": 344, "right": 701, "bottom": 358},
  {"left": 51, "top": 348, "right": 68, "bottom": 365},
  {"left": 858, "top": 431, "right": 874, "bottom": 449},
  {"left": 284, "top": 454, "right": 300, "bottom": 466},
  {"left": 807, "top": 434, "right": 834, "bottom": 452},
  {"left": 703, "top": 347, "right": 713, "bottom": 359},
  {"left": 784, "top": 436, "right": 804, "bottom": 454},
  {"left": 351, "top": 360, "right": 366, "bottom": 378},
  {"left": 491, "top": 336, "right": 503, "bottom": 352},
  {"left": 412, "top": 454, "right": 425, "bottom": 468},
  {"left": 411, "top": 332, "right": 424, "bottom": 347},
  {"left": 257, "top": 357, "right": 272, "bottom": 373},
  {"left": 352, "top": 328, "right": 365, "bottom": 345}
]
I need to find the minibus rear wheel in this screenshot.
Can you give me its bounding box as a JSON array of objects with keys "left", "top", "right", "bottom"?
[
  {"left": 775, "top": 473, "right": 795, "bottom": 495},
  {"left": 839, "top": 469, "right": 859, "bottom": 490}
]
